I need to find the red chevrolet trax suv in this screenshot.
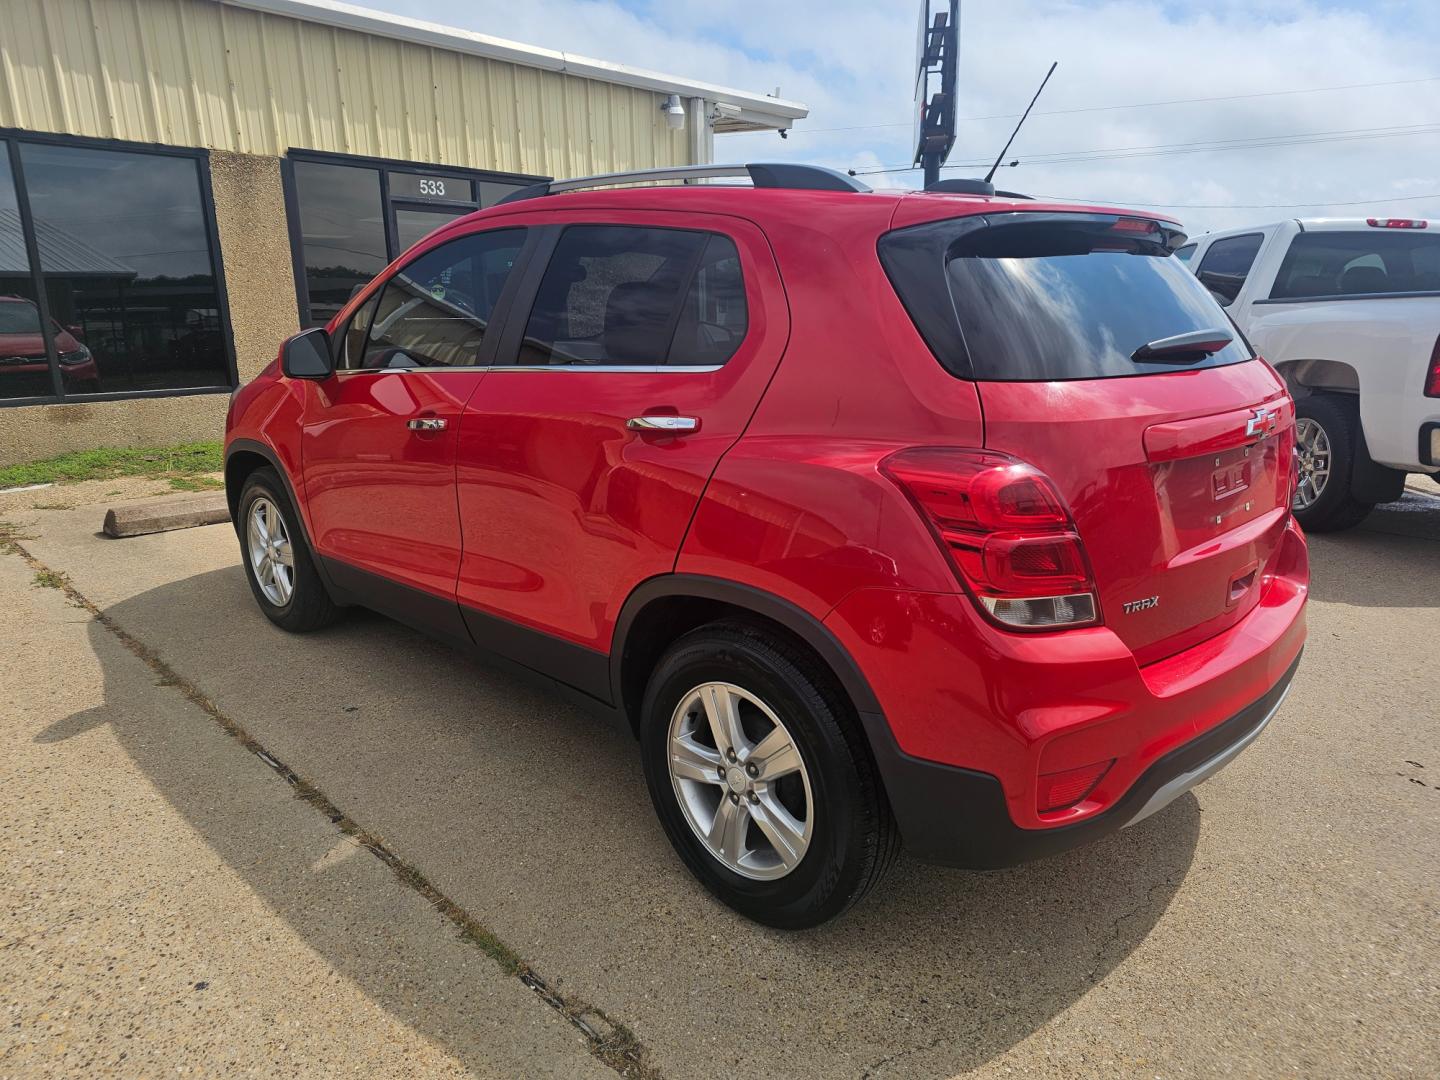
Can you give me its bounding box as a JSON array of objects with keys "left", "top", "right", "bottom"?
[{"left": 225, "top": 163, "right": 1308, "bottom": 928}]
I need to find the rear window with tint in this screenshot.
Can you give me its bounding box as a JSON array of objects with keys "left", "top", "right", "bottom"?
[
  {"left": 1269, "top": 231, "right": 1440, "bottom": 299},
  {"left": 879, "top": 213, "right": 1253, "bottom": 381}
]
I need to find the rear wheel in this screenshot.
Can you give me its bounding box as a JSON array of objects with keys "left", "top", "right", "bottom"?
[
  {"left": 1293, "top": 395, "right": 1373, "bottom": 533},
  {"left": 238, "top": 468, "right": 340, "bottom": 632},
  {"left": 640, "top": 621, "right": 898, "bottom": 929}
]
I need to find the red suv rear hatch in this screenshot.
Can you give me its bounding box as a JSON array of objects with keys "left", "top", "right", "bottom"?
[{"left": 880, "top": 210, "right": 1296, "bottom": 662}]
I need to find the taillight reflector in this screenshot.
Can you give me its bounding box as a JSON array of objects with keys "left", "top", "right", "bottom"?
[
  {"left": 1366, "top": 217, "right": 1428, "bottom": 229},
  {"left": 1426, "top": 334, "right": 1440, "bottom": 398},
  {"left": 1038, "top": 760, "right": 1114, "bottom": 813},
  {"left": 882, "top": 448, "right": 1099, "bottom": 629}
]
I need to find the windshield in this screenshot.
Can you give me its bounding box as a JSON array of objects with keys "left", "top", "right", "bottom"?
[
  {"left": 0, "top": 299, "right": 42, "bottom": 335},
  {"left": 880, "top": 213, "right": 1253, "bottom": 381}
]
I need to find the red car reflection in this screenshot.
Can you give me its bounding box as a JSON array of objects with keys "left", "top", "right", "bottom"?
[{"left": 0, "top": 295, "right": 100, "bottom": 394}]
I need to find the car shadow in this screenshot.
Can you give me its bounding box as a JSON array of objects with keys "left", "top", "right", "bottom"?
[
  {"left": 56, "top": 565, "right": 1201, "bottom": 1079},
  {"left": 1305, "top": 493, "right": 1440, "bottom": 611}
]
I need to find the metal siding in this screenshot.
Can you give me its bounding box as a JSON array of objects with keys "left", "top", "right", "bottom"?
[{"left": 0, "top": 0, "right": 691, "bottom": 173}]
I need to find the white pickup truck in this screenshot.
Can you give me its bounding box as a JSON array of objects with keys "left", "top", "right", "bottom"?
[{"left": 1178, "top": 218, "right": 1440, "bottom": 531}]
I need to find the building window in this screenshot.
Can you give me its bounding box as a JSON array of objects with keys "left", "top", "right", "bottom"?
[
  {"left": 286, "top": 152, "right": 536, "bottom": 327},
  {"left": 1, "top": 135, "right": 232, "bottom": 405}
]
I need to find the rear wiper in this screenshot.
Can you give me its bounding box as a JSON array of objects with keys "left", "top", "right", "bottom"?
[{"left": 1130, "top": 328, "right": 1233, "bottom": 364}]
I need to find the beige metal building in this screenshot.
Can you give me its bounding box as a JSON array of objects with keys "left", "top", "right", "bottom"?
[{"left": 0, "top": 0, "right": 806, "bottom": 465}]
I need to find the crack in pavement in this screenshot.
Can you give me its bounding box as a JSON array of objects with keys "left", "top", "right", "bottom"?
[{"left": 3, "top": 532, "right": 662, "bottom": 1080}]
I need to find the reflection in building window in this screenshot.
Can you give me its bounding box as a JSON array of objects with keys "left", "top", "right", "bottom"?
[{"left": 19, "top": 142, "right": 229, "bottom": 396}]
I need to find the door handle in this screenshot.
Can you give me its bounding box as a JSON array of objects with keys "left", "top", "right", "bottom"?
[
  {"left": 626, "top": 415, "right": 699, "bottom": 433},
  {"left": 406, "top": 417, "right": 447, "bottom": 431}
]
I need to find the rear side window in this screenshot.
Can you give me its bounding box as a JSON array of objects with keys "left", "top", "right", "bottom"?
[
  {"left": 359, "top": 228, "right": 524, "bottom": 370},
  {"left": 1195, "top": 233, "right": 1264, "bottom": 305},
  {"left": 1174, "top": 243, "right": 1197, "bottom": 264},
  {"left": 879, "top": 213, "right": 1253, "bottom": 381},
  {"left": 1269, "top": 231, "right": 1440, "bottom": 299},
  {"left": 518, "top": 225, "right": 745, "bottom": 367}
]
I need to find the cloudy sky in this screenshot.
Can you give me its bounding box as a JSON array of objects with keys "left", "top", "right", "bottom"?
[{"left": 368, "top": 0, "right": 1440, "bottom": 236}]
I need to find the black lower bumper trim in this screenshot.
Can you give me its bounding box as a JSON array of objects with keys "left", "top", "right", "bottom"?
[{"left": 862, "top": 649, "right": 1303, "bottom": 870}]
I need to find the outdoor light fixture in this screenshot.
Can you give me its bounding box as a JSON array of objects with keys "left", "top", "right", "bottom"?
[{"left": 661, "top": 93, "right": 686, "bottom": 130}]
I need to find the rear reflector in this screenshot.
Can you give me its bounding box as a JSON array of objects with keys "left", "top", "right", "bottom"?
[
  {"left": 1366, "top": 217, "right": 1428, "bottom": 229},
  {"left": 1038, "top": 759, "right": 1114, "bottom": 813},
  {"left": 882, "top": 448, "right": 1099, "bottom": 629}
]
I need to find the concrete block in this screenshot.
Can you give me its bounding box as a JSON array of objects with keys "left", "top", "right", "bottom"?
[{"left": 103, "top": 492, "right": 231, "bottom": 538}]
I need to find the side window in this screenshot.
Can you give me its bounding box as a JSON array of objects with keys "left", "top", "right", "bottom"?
[
  {"left": 337, "top": 290, "right": 381, "bottom": 371},
  {"left": 518, "top": 225, "right": 731, "bottom": 366},
  {"left": 670, "top": 235, "right": 748, "bottom": 366},
  {"left": 361, "top": 229, "right": 524, "bottom": 370},
  {"left": 1174, "top": 243, "right": 1197, "bottom": 265},
  {"left": 1195, "top": 233, "right": 1263, "bottom": 306},
  {"left": 1270, "top": 232, "right": 1440, "bottom": 299}
]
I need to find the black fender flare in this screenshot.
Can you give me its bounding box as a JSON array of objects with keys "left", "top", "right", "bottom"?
[{"left": 608, "top": 574, "right": 883, "bottom": 718}]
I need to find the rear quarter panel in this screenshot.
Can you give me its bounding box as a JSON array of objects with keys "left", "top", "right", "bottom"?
[{"left": 677, "top": 197, "right": 979, "bottom": 615}]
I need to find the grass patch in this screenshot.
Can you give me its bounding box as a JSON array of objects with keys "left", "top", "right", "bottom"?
[
  {"left": 0, "top": 441, "right": 222, "bottom": 489},
  {"left": 32, "top": 568, "right": 70, "bottom": 589},
  {"left": 168, "top": 475, "right": 225, "bottom": 492}
]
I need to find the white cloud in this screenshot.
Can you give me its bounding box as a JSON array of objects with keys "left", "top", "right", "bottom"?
[{"left": 362, "top": 0, "right": 1440, "bottom": 233}]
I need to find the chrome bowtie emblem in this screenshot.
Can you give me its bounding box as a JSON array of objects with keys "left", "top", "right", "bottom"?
[{"left": 1245, "top": 407, "right": 1278, "bottom": 438}]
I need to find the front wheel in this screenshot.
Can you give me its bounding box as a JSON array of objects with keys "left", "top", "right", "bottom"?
[
  {"left": 640, "top": 621, "right": 898, "bottom": 929},
  {"left": 237, "top": 468, "right": 340, "bottom": 632},
  {"left": 1293, "top": 395, "right": 1374, "bottom": 533}
]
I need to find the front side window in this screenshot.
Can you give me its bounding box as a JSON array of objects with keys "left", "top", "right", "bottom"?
[
  {"left": 1174, "top": 243, "right": 1197, "bottom": 264},
  {"left": 1269, "top": 231, "right": 1440, "bottom": 299},
  {"left": 358, "top": 229, "right": 524, "bottom": 370},
  {"left": 1195, "top": 233, "right": 1264, "bottom": 306},
  {"left": 519, "top": 225, "right": 744, "bottom": 367}
]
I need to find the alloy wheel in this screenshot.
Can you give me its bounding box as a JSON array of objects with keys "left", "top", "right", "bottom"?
[
  {"left": 666, "top": 682, "right": 814, "bottom": 881},
  {"left": 247, "top": 496, "right": 295, "bottom": 606},
  {"left": 1294, "top": 417, "right": 1331, "bottom": 510}
]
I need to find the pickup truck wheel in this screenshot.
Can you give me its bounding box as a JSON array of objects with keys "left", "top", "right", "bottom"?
[
  {"left": 1293, "top": 395, "right": 1373, "bottom": 533},
  {"left": 640, "top": 620, "right": 898, "bottom": 929}
]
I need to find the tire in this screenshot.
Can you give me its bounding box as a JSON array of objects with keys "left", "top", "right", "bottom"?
[
  {"left": 237, "top": 467, "right": 341, "bottom": 632},
  {"left": 1293, "top": 394, "right": 1374, "bottom": 533},
  {"left": 640, "top": 620, "right": 899, "bottom": 929}
]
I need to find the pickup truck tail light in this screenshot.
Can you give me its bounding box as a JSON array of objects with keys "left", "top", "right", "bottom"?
[
  {"left": 882, "top": 449, "right": 1099, "bottom": 629},
  {"left": 1425, "top": 333, "right": 1440, "bottom": 398}
]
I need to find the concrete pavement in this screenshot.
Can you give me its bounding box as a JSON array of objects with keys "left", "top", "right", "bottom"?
[{"left": 2, "top": 482, "right": 1438, "bottom": 1078}]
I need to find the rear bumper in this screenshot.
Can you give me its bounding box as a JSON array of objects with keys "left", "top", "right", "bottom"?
[
  {"left": 825, "top": 516, "right": 1308, "bottom": 865},
  {"left": 857, "top": 649, "right": 1300, "bottom": 869}
]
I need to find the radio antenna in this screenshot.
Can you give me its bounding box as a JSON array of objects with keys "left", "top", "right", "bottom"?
[{"left": 983, "top": 61, "right": 1057, "bottom": 184}]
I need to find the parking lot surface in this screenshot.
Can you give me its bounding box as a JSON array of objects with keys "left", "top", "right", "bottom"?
[{"left": 3, "top": 481, "right": 1438, "bottom": 1078}]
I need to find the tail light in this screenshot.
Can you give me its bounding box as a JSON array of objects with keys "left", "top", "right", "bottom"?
[
  {"left": 881, "top": 448, "right": 1099, "bottom": 629},
  {"left": 1038, "top": 760, "right": 1113, "bottom": 813},
  {"left": 1425, "top": 333, "right": 1440, "bottom": 398}
]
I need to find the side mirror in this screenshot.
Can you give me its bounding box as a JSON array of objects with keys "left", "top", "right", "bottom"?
[{"left": 282, "top": 327, "right": 333, "bottom": 380}]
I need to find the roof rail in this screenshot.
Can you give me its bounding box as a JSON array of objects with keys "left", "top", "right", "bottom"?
[{"left": 495, "top": 162, "right": 871, "bottom": 205}]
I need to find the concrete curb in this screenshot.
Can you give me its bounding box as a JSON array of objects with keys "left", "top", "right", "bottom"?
[{"left": 103, "top": 492, "right": 232, "bottom": 538}]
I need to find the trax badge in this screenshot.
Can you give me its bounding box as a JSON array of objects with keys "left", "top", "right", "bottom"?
[{"left": 1122, "top": 596, "right": 1160, "bottom": 615}]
